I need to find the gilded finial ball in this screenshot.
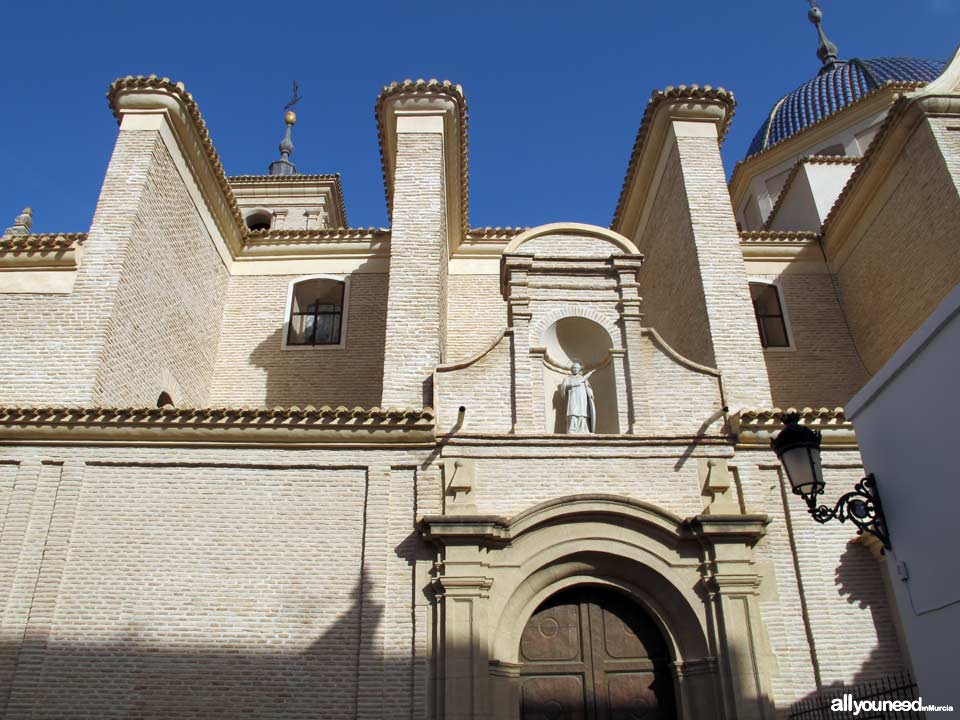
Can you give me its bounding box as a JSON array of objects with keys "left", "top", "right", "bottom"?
[
  {"left": 808, "top": 6, "right": 822, "bottom": 24},
  {"left": 285, "top": 110, "right": 297, "bottom": 125}
]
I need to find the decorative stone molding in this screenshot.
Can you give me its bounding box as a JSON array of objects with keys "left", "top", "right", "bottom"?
[
  {"left": 731, "top": 407, "right": 855, "bottom": 448},
  {"left": 530, "top": 304, "right": 624, "bottom": 350},
  {"left": 375, "top": 78, "right": 468, "bottom": 249},
  {"left": 229, "top": 173, "right": 349, "bottom": 229},
  {"left": 739, "top": 230, "right": 820, "bottom": 242},
  {"left": 466, "top": 226, "right": 527, "bottom": 242},
  {"left": 0, "top": 404, "right": 436, "bottom": 445},
  {"left": 612, "top": 84, "right": 736, "bottom": 233},
  {"left": 805, "top": 155, "right": 862, "bottom": 165},
  {"left": 0, "top": 233, "right": 86, "bottom": 269},
  {"left": 504, "top": 222, "right": 640, "bottom": 256},
  {"left": 420, "top": 493, "right": 772, "bottom": 720},
  {"left": 239, "top": 228, "right": 390, "bottom": 260}
]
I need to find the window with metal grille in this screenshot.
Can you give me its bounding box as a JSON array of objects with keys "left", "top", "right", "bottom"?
[
  {"left": 750, "top": 282, "right": 790, "bottom": 348},
  {"left": 285, "top": 278, "right": 345, "bottom": 346}
]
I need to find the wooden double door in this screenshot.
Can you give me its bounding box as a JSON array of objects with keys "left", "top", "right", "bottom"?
[{"left": 519, "top": 586, "right": 677, "bottom": 720}]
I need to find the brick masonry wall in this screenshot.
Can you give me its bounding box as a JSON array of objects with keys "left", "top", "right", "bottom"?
[
  {"left": 755, "top": 273, "right": 868, "bottom": 408},
  {"left": 0, "top": 130, "right": 163, "bottom": 406},
  {"left": 836, "top": 118, "right": 960, "bottom": 374},
  {"left": 470, "top": 454, "right": 707, "bottom": 519},
  {"left": 0, "top": 445, "right": 434, "bottom": 719},
  {"left": 446, "top": 275, "right": 507, "bottom": 363},
  {"left": 381, "top": 132, "right": 447, "bottom": 408},
  {"left": 0, "top": 440, "right": 908, "bottom": 716},
  {"left": 672, "top": 131, "right": 773, "bottom": 411},
  {"left": 435, "top": 330, "right": 513, "bottom": 433},
  {"left": 634, "top": 145, "right": 715, "bottom": 369},
  {"left": 736, "top": 450, "right": 906, "bottom": 706},
  {"left": 209, "top": 273, "right": 387, "bottom": 408},
  {"left": 93, "top": 136, "right": 228, "bottom": 408}
]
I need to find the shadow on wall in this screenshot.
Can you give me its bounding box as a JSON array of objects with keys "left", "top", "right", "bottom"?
[
  {"left": 0, "top": 572, "right": 396, "bottom": 719},
  {"left": 248, "top": 324, "right": 385, "bottom": 410},
  {"left": 833, "top": 540, "right": 907, "bottom": 685}
]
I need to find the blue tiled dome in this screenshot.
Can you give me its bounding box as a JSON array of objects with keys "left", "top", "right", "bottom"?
[{"left": 746, "top": 57, "right": 945, "bottom": 157}]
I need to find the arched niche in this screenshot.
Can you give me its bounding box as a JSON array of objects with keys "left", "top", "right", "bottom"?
[{"left": 542, "top": 316, "right": 619, "bottom": 433}]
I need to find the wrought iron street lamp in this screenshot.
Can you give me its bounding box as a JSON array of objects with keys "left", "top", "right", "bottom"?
[{"left": 772, "top": 411, "right": 891, "bottom": 550}]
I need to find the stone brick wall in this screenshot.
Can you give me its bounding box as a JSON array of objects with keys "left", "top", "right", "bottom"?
[
  {"left": 446, "top": 275, "right": 507, "bottom": 363},
  {"left": 0, "top": 130, "right": 164, "bottom": 406},
  {"left": 633, "top": 145, "right": 715, "bottom": 369},
  {"left": 381, "top": 132, "right": 447, "bottom": 408},
  {"left": 468, "top": 453, "right": 707, "bottom": 519},
  {"left": 0, "top": 128, "right": 229, "bottom": 409},
  {"left": 672, "top": 130, "right": 772, "bottom": 411},
  {"left": 93, "top": 136, "right": 228, "bottom": 408},
  {"left": 835, "top": 119, "right": 960, "bottom": 374},
  {"left": 435, "top": 330, "right": 513, "bottom": 433},
  {"left": 209, "top": 273, "right": 387, "bottom": 409},
  {"left": 755, "top": 273, "right": 868, "bottom": 408},
  {"left": 736, "top": 451, "right": 906, "bottom": 704},
  {"left": 0, "top": 445, "right": 434, "bottom": 719}
]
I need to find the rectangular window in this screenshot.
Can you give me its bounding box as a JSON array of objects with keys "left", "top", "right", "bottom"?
[
  {"left": 750, "top": 282, "right": 790, "bottom": 348},
  {"left": 287, "top": 280, "right": 345, "bottom": 346}
]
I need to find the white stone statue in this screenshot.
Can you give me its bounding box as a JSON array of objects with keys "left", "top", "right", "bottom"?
[{"left": 560, "top": 361, "right": 596, "bottom": 434}]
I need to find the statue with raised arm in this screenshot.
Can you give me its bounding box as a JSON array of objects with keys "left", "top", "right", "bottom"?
[{"left": 561, "top": 361, "right": 596, "bottom": 434}]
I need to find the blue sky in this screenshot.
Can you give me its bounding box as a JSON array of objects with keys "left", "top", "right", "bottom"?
[{"left": 2, "top": 0, "right": 956, "bottom": 233}]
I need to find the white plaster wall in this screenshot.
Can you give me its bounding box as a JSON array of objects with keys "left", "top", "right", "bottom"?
[{"left": 846, "top": 282, "right": 960, "bottom": 708}]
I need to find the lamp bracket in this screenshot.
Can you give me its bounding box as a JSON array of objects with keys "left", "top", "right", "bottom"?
[{"left": 799, "top": 473, "right": 891, "bottom": 550}]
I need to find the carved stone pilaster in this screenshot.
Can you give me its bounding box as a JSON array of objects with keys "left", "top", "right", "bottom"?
[
  {"left": 433, "top": 575, "right": 495, "bottom": 720},
  {"left": 691, "top": 514, "right": 774, "bottom": 720}
]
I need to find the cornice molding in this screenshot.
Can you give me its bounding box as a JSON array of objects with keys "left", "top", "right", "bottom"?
[
  {"left": 730, "top": 407, "right": 855, "bottom": 449},
  {"left": 228, "top": 174, "right": 341, "bottom": 183},
  {"left": 0, "top": 405, "right": 436, "bottom": 446},
  {"left": 229, "top": 174, "right": 349, "bottom": 227},
  {"left": 0, "top": 233, "right": 86, "bottom": 270},
  {"left": 375, "top": 78, "right": 468, "bottom": 253},
  {"left": 611, "top": 85, "right": 736, "bottom": 237}
]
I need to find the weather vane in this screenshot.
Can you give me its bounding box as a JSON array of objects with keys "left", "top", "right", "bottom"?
[{"left": 284, "top": 81, "right": 302, "bottom": 111}]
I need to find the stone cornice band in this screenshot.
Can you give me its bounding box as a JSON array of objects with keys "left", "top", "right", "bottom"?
[{"left": 0, "top": 405, "right": 436, "bottom": 445}]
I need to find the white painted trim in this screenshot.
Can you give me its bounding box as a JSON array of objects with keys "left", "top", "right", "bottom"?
[{"left": 280, "top": 274, "right": 351, "bottom": 351}]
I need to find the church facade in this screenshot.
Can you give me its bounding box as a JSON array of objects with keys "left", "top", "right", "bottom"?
[{"left": 1, "top": 18, "right": 958, "bottom": 719}]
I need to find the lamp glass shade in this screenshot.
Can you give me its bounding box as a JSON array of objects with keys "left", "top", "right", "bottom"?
[{"left": 781, "top": 445, "right": 824, "bottom": 497}]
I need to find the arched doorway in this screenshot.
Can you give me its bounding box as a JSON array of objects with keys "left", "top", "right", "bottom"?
[{"left": 519, "top": 585, "right": 676, "bottom": 719}]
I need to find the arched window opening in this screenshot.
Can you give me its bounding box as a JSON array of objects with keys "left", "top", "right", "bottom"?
[
  {"left": 750, "top": 282, "right": 790, "bottom": 348},
  {"left": 286, "top": 278, "right": 346, "bottom": 347},
  {"left": 156, "top": 391, "right": 174, "bottom": 408},
  {"left": 245, "top": 210, "right": 272, "bottom": 232}
]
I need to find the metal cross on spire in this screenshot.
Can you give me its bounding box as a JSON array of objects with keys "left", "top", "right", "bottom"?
[
  {"left": 269, "top": 81, "right": 301, "bottom": 176},
  {"left": 284, "top": 80, "right": 302, "bottom": 111}
]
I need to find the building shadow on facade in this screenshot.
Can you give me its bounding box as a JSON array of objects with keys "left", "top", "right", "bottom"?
[
  {"left": 249, "top": 326, "right": 385, "bottom": 409},
  {"left": 0, "top": 572, "right": 391, "bottom": 719}
]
